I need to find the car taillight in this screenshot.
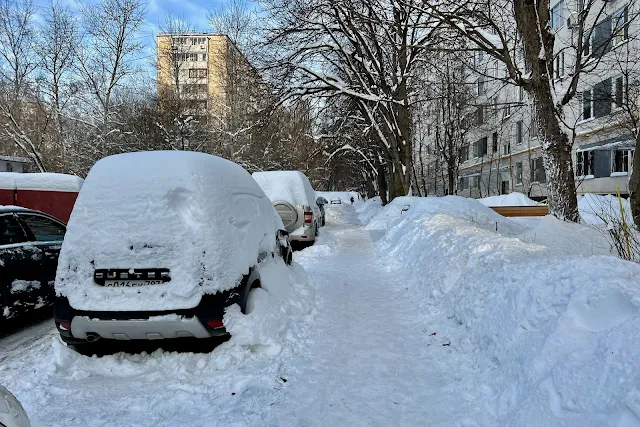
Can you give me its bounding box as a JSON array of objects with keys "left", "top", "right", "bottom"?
[
  {"left": 58, "top": 321, "right": 71, "bottom": 331},
  {"left": 304, "top": 211, "right": 313, "bottom": 224},
  {"left": 206, "top": 320, "right": 224, "bottom": 329}
]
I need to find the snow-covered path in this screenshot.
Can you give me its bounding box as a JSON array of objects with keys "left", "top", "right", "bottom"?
[
  {"left": 266, "top": 207, "right": 478, "bottom": 426},
  {"left": 0, "top": 205, "right": 482, "bottom": 427}
]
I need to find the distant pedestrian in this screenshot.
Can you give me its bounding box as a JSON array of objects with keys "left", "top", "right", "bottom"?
[{"left": 350, "top": 196, "right": 355, "bottom": 205}]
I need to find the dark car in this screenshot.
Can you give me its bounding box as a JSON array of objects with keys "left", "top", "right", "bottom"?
[
  {"left": 316, "top": 197, "right": 328, "bottom": 226},
  {"left": 0, "top": 206, "right": 65, "bottom": 320}
]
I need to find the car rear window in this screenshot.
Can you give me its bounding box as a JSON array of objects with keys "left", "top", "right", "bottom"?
[{"left": 0, "top": 215, "right": 27, "bottom": 245}]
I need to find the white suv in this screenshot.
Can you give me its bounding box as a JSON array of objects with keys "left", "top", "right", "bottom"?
[
  {"left": 54, "top": 152, "right": 291, "bottom": 353},
  {"left": 253, "top": 171, "right": 322, "bottom": 245}
]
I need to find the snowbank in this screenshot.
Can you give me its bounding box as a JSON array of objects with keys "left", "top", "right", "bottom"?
[
  {"left": 0, "top": 172, "right": 83, "bottom": 192},
  {"left": 364, "top": 195, "right": 523, "bottom": 236},
  {"left": 253, "top": 171, "right": 317, "bottom": 206},
  {"left": 579, "top": 193, "right": 634, "bottom": 226},
  {"left": 368, "top": 195, "right": 640, "bottom": 426},
  {"left": 355, "top": 196, "right": 383, "bottom": 223},
  {"left": 56, "top": 152, "right": 281, "bottom": 311},
  {"left": 2, "top": 258, "right": 315, "bottom": 427},
  {"left": 478, "top": 192, "right": 538, "bottom": 206}
]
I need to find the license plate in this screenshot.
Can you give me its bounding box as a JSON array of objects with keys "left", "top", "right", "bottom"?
[{"left": 104, "top": 280, "right": 164, "bottom": 287}]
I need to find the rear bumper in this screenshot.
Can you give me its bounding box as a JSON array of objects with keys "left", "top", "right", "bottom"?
[
  {"left": 289, "top": 225, "right": 316, "bottom": 241},
  {"left": 54, "top": 289, "right": 239, "bottom": 342}
]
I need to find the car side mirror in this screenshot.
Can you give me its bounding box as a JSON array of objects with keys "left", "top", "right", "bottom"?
[{"left": 277, "top": 229, "right": 289, "bottom": 238}]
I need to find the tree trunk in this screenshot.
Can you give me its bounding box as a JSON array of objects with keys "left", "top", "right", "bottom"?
[
  {"left": 377, "top": 163, "right": 388, "bottom": 205},
  {"left": 533, "top": 91, "right": 579, "bottom": 222},
  {"left": 515, "top": 0, "right": 579, "bottom": 222},
  {"left": 630, "top": 133, "right": 640, "bottom": 228}
]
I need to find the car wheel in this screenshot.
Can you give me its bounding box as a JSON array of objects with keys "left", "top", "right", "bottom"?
[
  {"left": 244, "top": 287, "right": 267, "bottom": 314},
  {"left": 240, "top": 279, "right": 259, "bottom": 314}
]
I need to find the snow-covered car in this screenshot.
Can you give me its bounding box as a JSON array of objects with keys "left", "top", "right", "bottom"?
[
  {"left": 1, "top": 206, "right": 65, "bottom": 321},
  {"left": 54, "top": 152, "right": 291, "bottom": 351},
  {"left": 316, "top": 197, "right": 327, "bottom": 227},
  {"left": 330, "top": 199, "right": 342, "bottom": 204},
  {"left": 252, "top": 171, "right": 322, "bottom": 244},
  {"left": 0, "top": 385, "right": 31, "bottom": 427}
]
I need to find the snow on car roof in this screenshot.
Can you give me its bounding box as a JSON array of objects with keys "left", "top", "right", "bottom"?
[
  {"left": 56, "top": 151, "right": 281, "bottom": 311},
  {"left": 252, "top": 171, "right": 316, "bottom": 206},
  {"left": 0, "top": 205, "right": 30, "bottom": 213},
  {"left": 0, "top": 172, "right": 83, "bottom": 192}
]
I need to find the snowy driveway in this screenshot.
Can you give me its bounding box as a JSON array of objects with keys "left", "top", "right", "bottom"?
[{"left": 0, "top": 205, "right": 480, "bottom": 427}]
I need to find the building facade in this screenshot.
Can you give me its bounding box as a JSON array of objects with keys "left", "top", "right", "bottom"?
[
  {"left": 415, "top": 0, "right": 637, "bottom": 200},
  {"left": 0, "top": 156, "right": 30, "bottom": 173},
  {"left": 156, "top": 33, "right": 265, "bottom": 122}
]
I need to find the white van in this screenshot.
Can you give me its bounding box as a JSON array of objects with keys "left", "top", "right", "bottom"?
[{"left": 252, "top": 171, "right": 322, "bottom": 244}]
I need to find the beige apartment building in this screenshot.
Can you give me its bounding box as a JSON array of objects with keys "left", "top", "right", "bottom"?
[{"left": 156, "top": 33, "right": 263, "bottom": 122}]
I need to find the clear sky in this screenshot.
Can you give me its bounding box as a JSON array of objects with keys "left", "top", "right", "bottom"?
[{"left": 31, "top": 0, "right": 225, "bottom": 74}]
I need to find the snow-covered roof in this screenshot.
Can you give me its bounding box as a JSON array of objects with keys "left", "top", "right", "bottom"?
[
  {"left": 56, "top": 151, "right": 281, "bottom": 311},
  {"left": 0, "top": 172, "right": 83, "bottom": 192},
  {"left": 0, "top": 155, "right": 29, "bottom": 163},
  {"left": 253, "top": 171, "right": 317, "bottom": 206}
]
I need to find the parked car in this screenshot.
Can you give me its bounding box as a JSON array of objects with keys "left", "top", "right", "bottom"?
[
  {"left": 1, "top": 206, "right": 65, "bottom": 321},
  {"left": 252, "top": 171, "right": 322, "bottom": 244},
  {"left": 0, "top": 385, "right": 31, "bottom": 427},
  {"left": 330, "top": 199, "right": 342, "bottom": 204},
  {"left": 316, "top": 197, "right": 328, "bottom": 226},
  {"left": 54, "top": 151, "right": 291, "bottom": 353}
]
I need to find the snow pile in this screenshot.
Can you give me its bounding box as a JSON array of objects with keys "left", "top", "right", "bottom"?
[
  {"left": 372, "top": 196, "right": 640, "bottom": 426},
  {"left": 0, "top": 172, "right": 83, "bottom": 192},
  {"left": 365, "top": 195, "right": 523, "bottom": 236},
  {"left": 57, "top": 152, "right": 281, "bottom": 311},
  {"left": 355, "top": 196, "right": 383, "bottom": 223},
  {"left": 579, "top": 193, "right": 634, "bottom": 226},
  {"left": 2, "top": 258, "right": 315, "bottom": 427},
  {"left": 253, "top": 171, "right": 317, "bottom": 206},
  {"left": 478, "top": 191, "right": 539, "bottom": 206}
]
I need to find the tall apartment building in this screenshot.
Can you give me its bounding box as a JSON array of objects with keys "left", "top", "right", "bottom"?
[
  {"left": 156, "top": 33, "right": 263, "bottom": 122},
  {"left": 416, "top": 0, "right": 637, "bottom": 200}
]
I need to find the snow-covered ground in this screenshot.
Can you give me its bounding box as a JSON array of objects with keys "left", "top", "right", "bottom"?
[{"left": 2, "top": 196, "right": 639, "bottom": 427}]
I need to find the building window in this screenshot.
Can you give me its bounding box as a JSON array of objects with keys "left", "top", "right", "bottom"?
[
  {"left": 492, "top": 132, "right": 498, "bottom": 153},
  {"left": 476, "top": 105, "right": 484, "bottom": 126},
  {"left": 189, "top": 68, "right": 207, "bottom": 78},
  {"left": 503, "top": 102, "right": 511, "bottom": 120},
  {"left": 460, "top": 144, "right": 469, "bottom": 162},
  {"left": 519, "top": 86, "right": 524, "bottom": 102},
  {"left": 516, "top": 162, "right": 523, "bottom": 184},
  {"left": 593, "top": 16, "right": 612, "bottom": 58},
  {"left": 614, "top": 76, "right": 624, "bottom": 108},
  {"left": 459, "top": 176, "right": 470, "bottom": 190},
  {"left": 593, "top": 78, "right": 612, "bottom": 118},
  {"left": 583, "top": 89, "right": 592, "bottom": 120},
  {"left": 200, "top": 53, "right": 207, "bottom": 61},
  {"left": 576, "top": 151, "right": 594, "bottom": 176},
  {"left": 612, "top": 150, "right": 630, "bottom": 174},
  {"left": 551, "top": 0, "right": 565, "bottom": 31},
  {"left": 470, "top": 176, "right": 480, "bottom": 189},
  {"left": 515, "top": 121, "right": 523, "bottom": 145},
  {"left": 503, "top": 143, "right": 511, "bottom": 155},
  {"left": 613, "top": 7, "right": 629, "bottom": 46},
  {"left": 477, "top": 77, "right": 485, "bottom": 96},
  {"left": 474, "top": 137, "right": 488, "bottom": 157},
  {"left": 6, "top": 162, "right": 13, "bottom": 172},
  {"left": 531, "top": 157, "right": 546, "bottom": 183}
]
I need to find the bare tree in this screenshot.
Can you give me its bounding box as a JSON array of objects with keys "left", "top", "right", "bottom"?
[
  {"left": 421, "top": 0, "right": 639, "bottom": 221},
  {"left": 75, "top": 0, "right": 146, "bottom": 158},
  {"left": 264, "top": 0, "right": 438, "bottom": 202}
]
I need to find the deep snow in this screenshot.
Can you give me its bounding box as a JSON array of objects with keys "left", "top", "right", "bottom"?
[
  {"left": 57, "top": 152, "right": 282, "bottom": 311},
  {"left": 0, "top": 172, "right": 83, "bottom": 192},
  {"left": 2, "top": 196, "right": 639, "bottom": 427}
]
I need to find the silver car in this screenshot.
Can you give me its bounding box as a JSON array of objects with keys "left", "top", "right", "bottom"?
[{"left": 253, "top": 171, "right": 322, "bottom": 244}]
